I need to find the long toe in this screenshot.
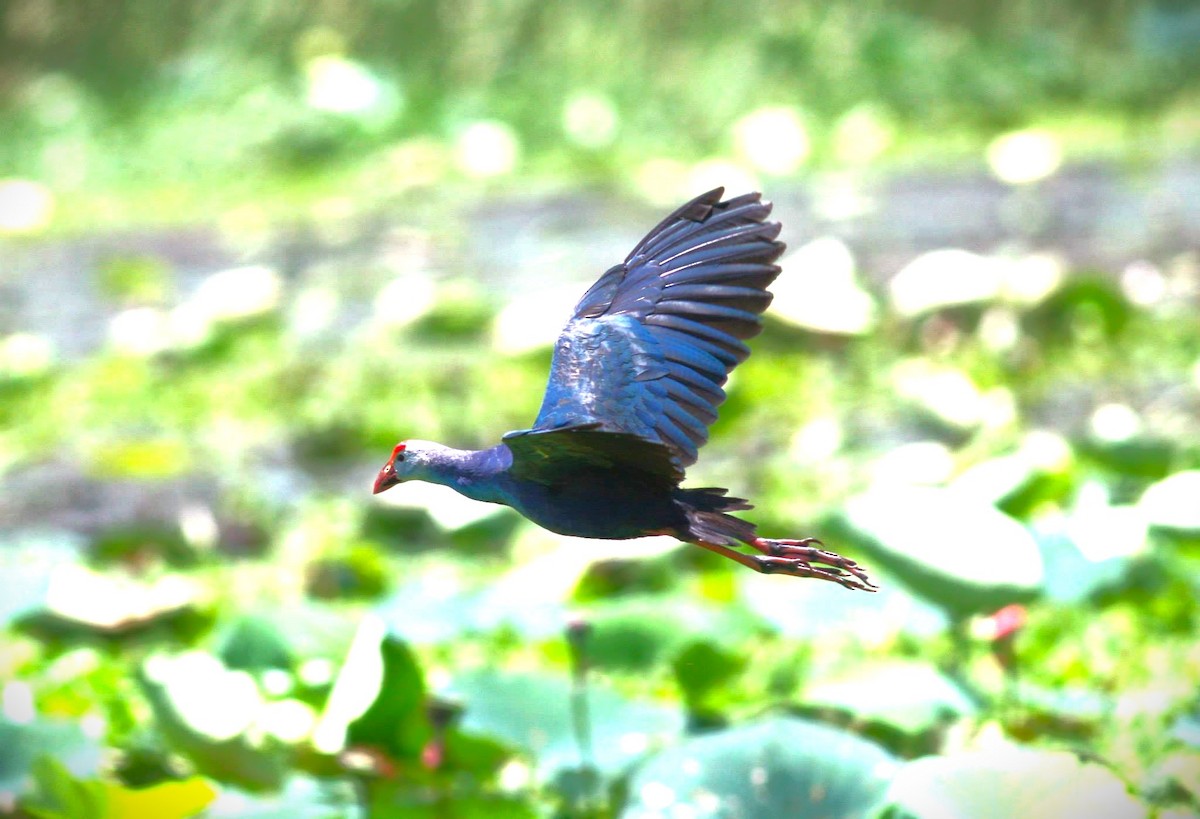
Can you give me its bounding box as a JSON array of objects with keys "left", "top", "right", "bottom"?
[
  {"left": 755, "top": 555, "right": 877, "bottom": 591},
  {"left": 754, "top": 538, "right": 878, "bottom": 591}
]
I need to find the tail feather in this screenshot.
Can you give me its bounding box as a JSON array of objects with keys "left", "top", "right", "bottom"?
[{"left": 676, "top": 487, "right": 756, "bottom": 547}]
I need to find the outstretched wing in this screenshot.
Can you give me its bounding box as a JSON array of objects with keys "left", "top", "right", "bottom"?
[{"left": 505, "top": 188, "right": 785, "bottom": 484}]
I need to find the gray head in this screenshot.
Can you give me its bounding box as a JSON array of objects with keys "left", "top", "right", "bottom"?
[{"left": 372, "top": 439, "right": 452, "bottom": 494}]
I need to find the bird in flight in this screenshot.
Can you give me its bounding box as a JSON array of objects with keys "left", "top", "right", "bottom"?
[{"left": 374, "top": 188, "right": 876, "bottom": 591}]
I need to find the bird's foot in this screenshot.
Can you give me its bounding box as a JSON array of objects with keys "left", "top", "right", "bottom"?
[{"left": 751, "top": 537, "right": 878, "bottom": 592}]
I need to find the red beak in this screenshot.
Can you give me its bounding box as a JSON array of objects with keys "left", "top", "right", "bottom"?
[{"left": 373, "top": 466, "right": 401, "bottom": 495}]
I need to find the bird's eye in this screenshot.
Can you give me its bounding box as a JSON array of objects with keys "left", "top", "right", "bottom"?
[{"left": 393, "top": 453, "right": 405, "bottom": 463}]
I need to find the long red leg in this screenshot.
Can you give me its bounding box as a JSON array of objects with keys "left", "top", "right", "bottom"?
[{"left": 692, "top": 539, "right": 877, "bottom": 592}]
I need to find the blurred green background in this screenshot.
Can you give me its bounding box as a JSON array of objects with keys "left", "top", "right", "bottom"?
[{"left": 2, "top": 1, "right": 1200, "bottom": 816}]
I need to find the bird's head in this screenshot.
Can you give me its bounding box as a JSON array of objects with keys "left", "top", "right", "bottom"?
[{"left": 372, "top": 440, "right": 450, "bottom": 494}]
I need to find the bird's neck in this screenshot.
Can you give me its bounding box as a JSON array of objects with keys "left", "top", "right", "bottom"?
[{"left": 424, "top": 444, "right": 513, "bottom": 505}]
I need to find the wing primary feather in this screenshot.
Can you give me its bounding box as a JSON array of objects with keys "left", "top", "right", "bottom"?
[
  {"left": 660, "top": 263, "right": 781, "bottom": 290},
  {"left": 649, "top": 311, "right": 763, "bottom": 346},
  {"left": 646, "top": 312, "right": 757, "bottom": 344},
  {"left": 662, "top": 282, "right": 774, "bottom": 303},
  {"left": 636, "top": 198, "right": 775, "bottom": 261},
  {"left": 655, "top": 299, "right": 765, "bottom": 325},
  {"left": 668, "top": 217, "right": 781, "bottom": 254},
  {"left": 660, "top": 222, "right": 782, "bottom": 265},
  {"left": 624, "top": 188, "right": 724, "bottom": 262},
  {"left": 661, "top": 238, "right": 782, "bottom": 273}
]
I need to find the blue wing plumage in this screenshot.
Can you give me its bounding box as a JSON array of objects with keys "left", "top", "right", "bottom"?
[{"left": 507, "top": 188, "right": 785, "bottom": 482}]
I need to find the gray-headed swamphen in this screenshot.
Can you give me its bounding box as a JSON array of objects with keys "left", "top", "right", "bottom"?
[{"left": 374, "top": 188, "right": 876, "bottom": 591}]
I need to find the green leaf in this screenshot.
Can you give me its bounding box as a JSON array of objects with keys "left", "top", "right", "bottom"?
[
  {"left": 585, "top": 596, "right": 758, "bottom": 672},
  {"left": 1025, "top": 276, "right": 1131, "bottom": 345},
  {"left": 622, "top": 716, "right": 898, "bottom": 818},
  {"left": 878, "top": 745, "right": 1144, "bottom": 818},
  {"left": 345, "top": 634, "right": 429, "bottom": 760},
  {"left": 218, "top": 615, "right": 294, "bottom": 672},
  {"left": 672, "top": 640, "right": 747, "bottom": 712},
  {"left": 839, "top": 486, "right": 1043, "bottom": 619},
  {"left": 573, "top": 552, "right": 684, "bottom": 601},
  {"left": 22, "top": 757, "right": 107, "bottom": 819},
  {"left": 306, "top": 543, "right": 391, "bottom": 600},
  {"left": 1080, "top": 437, "right": 1174, "bottom": 481}
]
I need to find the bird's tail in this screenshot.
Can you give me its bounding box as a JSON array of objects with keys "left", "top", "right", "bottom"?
[{"left": 675, "top": 487, "right": 757, "bottom": 547}]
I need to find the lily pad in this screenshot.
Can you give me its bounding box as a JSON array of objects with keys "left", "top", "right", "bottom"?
[
  {"left": 802, "top": 661, "right": 976, "bottom": 737},
  {"left": 622, "top": 716, "right": 898, "bottom": 818},
  {"left": 839, "top": 486, "right": 1043, "bottom": 619},
  {"left": 446, "top": 669, "right": 684, "bottom": 779},
  {"left": 878, "top": 745, "right": 1144, "bottom": 818}
]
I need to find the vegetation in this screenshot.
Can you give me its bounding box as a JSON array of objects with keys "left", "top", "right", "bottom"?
[
  {"left": 2, "top": 1, "right": 1200, "bottom": 817},
  {"left": 2, "top": 0, "right": 1199, "bottom": 228}
]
